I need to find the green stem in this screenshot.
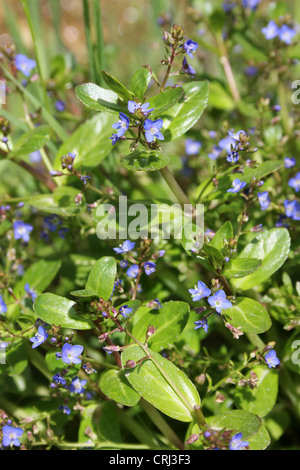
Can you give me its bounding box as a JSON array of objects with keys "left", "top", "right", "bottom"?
[{"left": 160, "top": 166, "right": 191, "bottom": 207}]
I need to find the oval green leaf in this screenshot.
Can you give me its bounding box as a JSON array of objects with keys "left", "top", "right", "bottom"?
[
  {"left": 76, "top": 82, "right": 124, "bottom": 114},
  {"left": 148, "top": 86, "right": 184, "bottom": 119},
  {"left": 224, "top": 297, "right": 271, "bottom": 334},
  {"left": 99, "top": 369, "right": 140, "bottom": 407},
  {"left": 130, "top": 68, "right": 152, "bottom": 99},
  {"left": 207, "top": 410, "right": 262, "bottom": 439},
  {"left": 85, "top": 256, "right": 117, "bottom": 300},
  {"left": 121, "top": 150, "right": 170, "bottom": 171},
  {"left": 222, "top": 258, "right": 262, "bottom": 279}
]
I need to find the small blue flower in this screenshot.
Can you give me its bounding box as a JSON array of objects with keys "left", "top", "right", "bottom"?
[
  {"left": 242, "top": 0, "right": 260, "bottom": 9},
  {"left": 229, "top": 433, "right": 249, "bottom": 450},
  {"left": 257, "top": 191, "right": 271, "bottom": 210},
  {"left": 69, "top": 376, "right": 87, "bottom": 394},
  {"left": 58, "top": 405, "right": 71, "bottom": 415},
  {"left": 15, "top": 54, "right": 36, "bottom": 77},
  {"left": 144, "top": 261, "right": 156, "bottom": 275},
  {"left": 185, "top": 138, "right": 202, "bottom": 156},
  {"left": 226, "top": 151, "right": 239, "bottom": 163},
  {"left": 284, "top": 199, "right": 299, "bottom": 218},
  {"left": 228, "top": 129, "right": 246, "bottom": 143},
  {"left": 265, "top": 349, "right": 280, "bottom": 368},
  {"left": 262, "top": 20, "right": 280, "bottom": 40},
  {"left": 112, "top": 112, "right": 130, "bottom": 138},
  {"left": 113, "top": 240, "right": 135, "bottom": 254},
  {"left": 144, "top": 119, "right": 164, "bottom": 143},
  {"left": 278, "top": 25, "right": 296, "bottom": 45},
  {"left": 181, "top": 56, "right": 196, "bottom": 76},
  {"left": 0, "top": 295, "right": 7, "bottom": 314},
  {"left": 53, "top": 373, "right": 67, "bottom": 386},
  {"left": 25, "top": 283, "right": 37, "bottom": 302},
  {"left": 244, "top": 65, "right": 258, "bottom": 77},
  {"left": 55, "top": 100, "right": 65, "bottom": 112},
  {"left": 126, "top": 264, "right": 139, "bottom": 278},
  {"left": 189, "top": 281, "right": 211, "bottom": 301},
  {"left": 208, "top": 145, "right": 222, "bottom": 160},
  {"left": 120, "top": 260, "right": 128, "bottom": 268},
  {"left": 13, "top": 220, "right": 33, "bottom": 243},
  {"left": 194, "top": 318, "right": 209, "bottom": 332},
  {"left": 29, "top": 150, "right": 42, "bottom": 163},
  {"left": 284, "top": 157, "right": 296, "bottom": 168},
  {"left": 80, "top": 175, "right": 91, "bottom": 185},
  {"left": 2, "top": 425, "right": 23, "bottom": 447},
  {"left": 208, "top": 290, "right": 232, "bottom": 313},
  {"left": 60, "top": 343, "right": 83, "bottom": 365},
  {"left": 128, "top": 101, "right": 154, "bottom": 116},
  {"left": 29, "top": 325, "right": 48, "bottom": 348},
  {"left": 110, "top": 133, "right": 121, "bottom": 145},
  {"left": 183, "top": 39, "right": 198, "bottom": 59},
  {"left": 288, "top": 172, "right": 300, "bottom": 192},
  {"left": 119, "top": 305, "right": 133, "bottom": 318},
  {"left": 227, "top": 179, "right": 247, "bottom": 193}
]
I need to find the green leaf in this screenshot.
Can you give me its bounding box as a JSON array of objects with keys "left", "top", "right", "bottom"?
[
  {"left": 70, "top": 289, "right": 99, "bottom": 299},
  {"left": 208, "top": 81, "right": 234, "bottom": 111},
  {"left": 209, "top": 221, "right": 233, "bottom": 251},
  {"left": 202, "top": 243, "right": 224, "bottom": 262},
  {"left": 85, "top": 256, "right": 117, "bottom": 300},
  {"left": 121, "top": 149, "right": 170, "bottom": 171},
  {"left": 232, "top": 228, "right": 291, "bottom": 290},
  {"left": 34, "top": 293, "right": 94, "bottom": 329},
  {"left": 78, "top": 403, "right": 121, "bottom": 444},
  {"left": 148, "top": 86, "right": 184, "bottom": 119},
  {"left": 121, "top": 345, "right": 201, "bottom": 422},
  {"left": 247, "top": 425, "right": 271, "bottom": 450},
  {"left": 100, "top": 71, "right": 135, "bottom": 101},
  {"left": 130, "top": 68, "right": 152, "bottom": 99},
  {"left": 54, "top": 113, "right": 117, "bottom": 169},
  {"left": 14, "top": 259, "right": 61, "bottom": 297},
  {"left": 76, "top": 82, "right": 125, "bottom": 114},
  {"left": 224, "top": 297, "right": 271, "bottom": 334},
  {"left": 161, "top": 81, "right": 209, "bottom": 142},
  {"left": 99, "top": 369, "right": 140, "bottom": 406},
  {"left": 234, "top": 366, "right": 279, "bottom": 417},
  {"left": 222, "top": 258, "right": 262, "bottom": 278},
  {"left": 207, "top": 410, "right": 262, "bottom": 439},
  {"left": 131, "top": 301, "right": 190, "bottom": 351},
  {"left": 9, "top": 125, "right": 51, "bottom": 158},
  {"left": 28, "top": 186, "right": 86, "bottom": 217}
]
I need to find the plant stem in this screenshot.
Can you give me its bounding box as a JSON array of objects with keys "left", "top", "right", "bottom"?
[{"left": 160, "top": 166, "right": 191, "bottom": 207}]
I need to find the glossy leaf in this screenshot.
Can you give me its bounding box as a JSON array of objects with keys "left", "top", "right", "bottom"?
[
  {"left": 148, "top": 86, "right": 184, "bottom": 119},
  {"left": 85, "top": 256, "right": 117, "bottom": 300},
  {"left": 100, "top": 71, "right": 134, "bottom": 101},
  {"left": 130, "top": 68, "right": 152, "bottom": 99},
  {"left": 76, "top": 82, "right": 125, "bottom": 114},
  {"left": 232, "top": 228, "right": 291, "bottom": 290},
  {"left": 121, "top": 149, "right": 170, "bottom": 171},
  {"left": 9, "top": 125, "right": 51, "bottom": 158},
  {"left": 122, "top": 345, "right": 201, "bottom": 422},
  {"left": 99, "top": 369, "right": 140, "bottom": 406},
  {"left": 224, "top": 297, "right": 271, "bottom": 334},
  {"left": 131, "top": 301, "right": 190, "bottom": 351},
  {"left": 28, "top": 186, "right": 86, "bottom": 217},
  {"left": 209, "top": 221, "right": 233, "bottom": 251},
  {"left": 207, "top": 410, "right": 262, "bottom": 439},
  {"left": 14, "top": 259, "right": 61, "bottom": 297},
  {"left": 34, "top": 293, "right": 94, "bottom": 329},
  {"left": 161, "top": 81, "right": 209, "bottom": 142},
  {"left": 222, "top": 258, "right": 262, "bottom": 278}
]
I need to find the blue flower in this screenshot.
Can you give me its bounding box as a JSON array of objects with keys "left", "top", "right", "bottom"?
[
  {"left": 13, "top": 220, "right": 33, "bottom": 242},
  {"left": 226, "top": 151, "right": 239, "bottom": 163},
  {"left": 128, "top": 101, "right": 154, "bottom": 116},
  {"left": 185, "top": 138, "right": 202, "bottom": 155},
  {"left": 208, "top": 145, "right": 222, "bottom": 160},
  {"left": 59, "top": 343, "right": 83, "bottom": 365},
  {"left": 181, "top": 56, "right": 196, "bottom": 76},
  {"left": 227, "top": 179, "right": 247, "bottom": 193},
  {"left": 257, "top": 191, "right": 271, "bottom": 210},
  {"left": 2, "top": 425, "right": 23, "bottom": 447},
  {"left": 288, "top": 172, "right": 300, "bottom": 192},
  {"left": 262, "top": 20, "right": 280, "bottom": 40},
  {"left": 265, "top": 349, "right": 280, "bottom": 368},
  {"left": 112, "top": 112, "right": 130, "bottom": 138},
  {"left": 229, "top": 433, "right": 249, "bottom": 450},
  {"left": 144, "top": 261, "right": 156, "bottom": 275},
  {"left": 69, "top": 376, "right": 87, "bottom": 394},
  {"left": 53, "top": 373, "right": 67, "bottom": 386},
  {"left": 242, "top": 0, "right": 261, "bottom": 9},
  {"left": 15, "top": 54, "right": 36, "bottom": 77},
  {"left": 208, "top": 290, "right": 232, "bottom": 313},
  {"left": 0, "top": 295, "right": 7, "bottom": 314},
  {"left": 228, "top": 129, "right": 246, "bottom": 143},
  {"left": 110, "top": 133, "right": 120, "bottom": 145},
  {"left": 29, "top": 150, "right": 42, "bottom": 163},
  {"left": 143, "top": 119, "right": 164, "bottom": 143},
  {"left": 80, "top": 175, "right": 91, "bottom": 185},
  {"left": 126, "top": 264, "right": 139, "bottom": 278},
  {"left": 113, "top": 240, "right": 135, "bottom": 254},
  {"left": 25, "top": 283, "right": 37, "bottom": 302},
  {"left": 58, "top": 405, "right": 71, "bottom": 415},
  {"left": 119, "top": 305, "right": 133, "bottom": 318},
  {"left": 284, "top": 157, "right": 296, "bottom": 168},
  {"left": 29, "top": 325, "right": 48, "bottom": 348},
  {"left": 183, "top": 39, "right": 198, "bottom": 59},
  {"left": 55, "top": 100, "right": 65, "bottom": 112},
  {"left": 218, "top": 135, "right": 236, "bottom": 152},
  {"left": 194, "top": 318, "right": 209, "bottom": 332},
  {"left": 244, "top": 65, "right": 258, "bottom": 77},
  {"left": 284, "top": 199, "right": 299, "bottom": 218},
  {"left": 189, "top": 281, "right": 211, "bottom": 301},
  {"left": 278, "top": 25, "right": 296, "bottom": 45}
]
